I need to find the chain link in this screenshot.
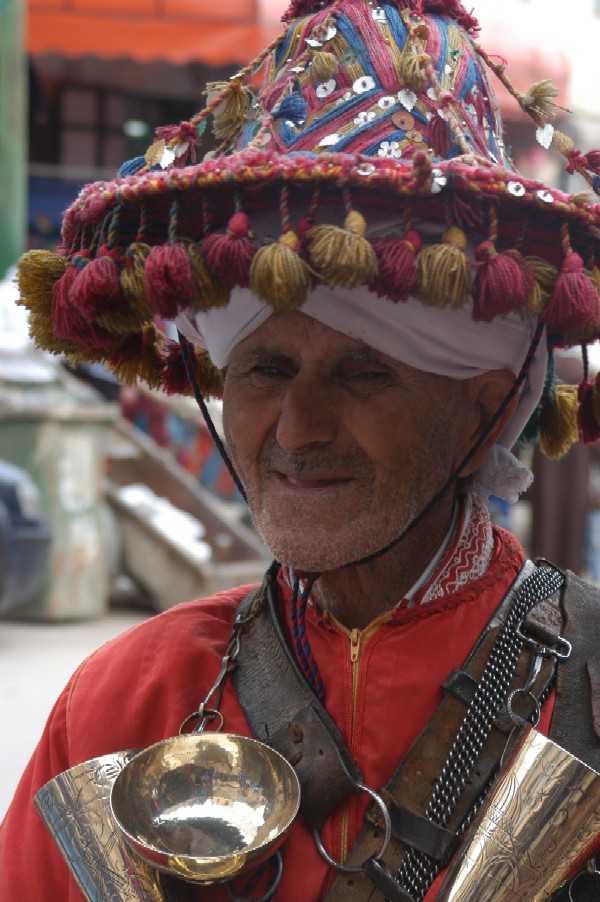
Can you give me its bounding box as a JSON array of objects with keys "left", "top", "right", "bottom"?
[{"left": 395, "top": 565, "right": 564, "bottom": 899}]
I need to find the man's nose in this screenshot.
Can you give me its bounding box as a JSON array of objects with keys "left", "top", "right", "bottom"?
[{"left": 275, "top": 374, "right": 338, "bottom": 452}]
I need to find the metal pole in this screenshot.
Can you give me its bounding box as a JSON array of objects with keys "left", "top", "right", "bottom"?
[{"left": 0, "top": 0, "right": 27, "bottom": 279}]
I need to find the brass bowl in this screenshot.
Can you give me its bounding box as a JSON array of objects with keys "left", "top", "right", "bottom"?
[{"left": 110, "top": 733, "right": 301, "bottom": 884}]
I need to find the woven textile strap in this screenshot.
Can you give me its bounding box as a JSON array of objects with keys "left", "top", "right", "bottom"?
[{"left": 324, "top": 561, "right": 565, "bottom": 902}]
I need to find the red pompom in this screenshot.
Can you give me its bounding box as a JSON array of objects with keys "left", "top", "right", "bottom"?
[
  {"left": 370, "top": 231, "right": 423, "bottom": 302},
  {"left": 145, "top": 243, "right": 198, "bottom": 317},
  {"left": 577, "top": 380, "right": 600, "bottom": 443},
  {"left": 52, "top": 268, "right": 117, "bottom": 352},
  {"left": 544, "top": 253, "right": 599, "bottom": 335},
  {"left": 472, "top": 243, "right": 532, "bottom": 321},
  {"left": 69, "top": 246, "right": 123, "bottom": 320},
  {"left": 201, "top": 212, "right": 256, "bottom": 289}
]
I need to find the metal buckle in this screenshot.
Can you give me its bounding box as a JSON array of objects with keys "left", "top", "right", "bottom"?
[{"left": 515, "top": 623, "right": 572, "bottom": 660}]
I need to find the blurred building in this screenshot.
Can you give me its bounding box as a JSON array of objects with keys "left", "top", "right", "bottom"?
[{"left": 26, "top": 0, "right": 289, "bottom": 249}]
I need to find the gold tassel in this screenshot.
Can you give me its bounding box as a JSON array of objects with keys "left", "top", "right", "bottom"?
[
  {"left": 520, "top": 79, "right": 561, "bottom": 120},
  {"left": 249, "top": 232, "right": 311, "bottom": 309},
  {"left": 539, "top": 383, "right": 579, "bottom": 459},
  {"left": 416, "top": 227, "right": 470, "bottom": 308},
  {"left": 110, "top": 324, "right": 163, "bottom": 389},
  {"left": 552, "top": 129, "right": 575, "bottom": 156},
  {"left": 399, "top": 51, "right": 429, "bottom": 89},
  {"left": 120, "top": 244, "right": 151, "bottom": 307},
  {"left": 307, "top": 211, "right": 378, "bottom": 288},
  {"left": 309, "top": 51, "right": 338, "bottom": 83},
  {"left": 16, "top": 250, "right": 68, "bottom": 313},
  {"left": 206, "top": 80, "right": 254, "bottom": 142},
  {"left": 27, "top": 308, "right": 79, "bottom": 356},
  {"left": 524, "top": 256, "right": 558, "bottom": 315},
  {"left": 186, "top": 241, "right": 230, "bottom": 310}
]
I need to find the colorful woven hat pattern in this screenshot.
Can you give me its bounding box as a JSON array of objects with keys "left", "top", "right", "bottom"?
[{"left": 16, "top": 0, "right": 600, "bottom": 456}]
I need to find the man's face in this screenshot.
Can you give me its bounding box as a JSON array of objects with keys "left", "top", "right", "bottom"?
[{"left": 222, "top": 311, "right": 478, "bottom": 572}]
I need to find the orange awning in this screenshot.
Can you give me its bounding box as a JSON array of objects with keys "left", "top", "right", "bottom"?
[
  {"left": 28, "top": 0, "right": 290, "bottom": 66},
  {"left": 28, "top": 4, "right": 570, "bottom": 113}
]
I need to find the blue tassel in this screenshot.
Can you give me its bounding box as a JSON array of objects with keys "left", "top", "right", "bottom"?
[
  {"left": 118, "top": 156, "right": 147, "bottom": 177},
  {"left": 272, "top": 92, "right": 307, "bottom": 125}
]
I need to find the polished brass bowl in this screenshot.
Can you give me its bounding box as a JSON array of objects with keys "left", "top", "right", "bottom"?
[{"left": 110, "top": 733, "right": 301, "bottom": 884}]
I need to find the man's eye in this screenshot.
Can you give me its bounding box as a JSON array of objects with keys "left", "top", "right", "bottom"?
[
  {"left": 250, "top": 363, "right": 289, "bottom": 378},
  {"left": 345, "top": 368, "right": 392, "bottom": 383}
]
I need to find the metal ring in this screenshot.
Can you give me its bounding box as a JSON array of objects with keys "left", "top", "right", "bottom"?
[
  {"left": 226, "top": 850, "right": 283, "bottom": 902},
  {"left": 178, "top": 708, "right": 224, "bottom": 735},
  {"left": 313, "top": 783, "right": 392, "bottom": 873},
  {"left": 506, "top": 689, "right": 541, "bottom": 728},
  {"left": 568, "top": 867, "right": 600, "bottom": 901}
]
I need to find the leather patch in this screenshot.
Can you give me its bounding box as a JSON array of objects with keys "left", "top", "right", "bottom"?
[{"left": 587, "top": 656, "right": 600, "bottom": 740}]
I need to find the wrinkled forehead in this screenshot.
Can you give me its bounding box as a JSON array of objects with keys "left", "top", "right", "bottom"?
[{"left": 177, "top": 282, "right": 547, "bottom": 452}]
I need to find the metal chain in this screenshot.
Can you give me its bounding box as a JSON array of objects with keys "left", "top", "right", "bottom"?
[{"left": 395, "top": 565, "right": 565, "bottom": 900}]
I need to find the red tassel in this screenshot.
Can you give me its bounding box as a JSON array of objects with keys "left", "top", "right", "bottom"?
[
  {"left": 52, "top": 268, "right": 118, "bottom": 353},
  {"left": 201, "top": 212, "right": 256, "bottom": 289},
  {"left": 160, "top": 341, "right": 223, "bottom": 398},
  {"left": 544, "top": 253, "right": 599, "bottom": 335},
  {"left": 145, "top": 243, "right": 198, "bottom": 317},
  {"left": 69, "top": 246, "right": 123, "bottom": 320},
  {"left": 370, "top": 231, "right": 423, "bottom": 302},
  {"left": 472, "top": 243, "right": 532, "bottom": 321},
  {"left": 577, "top": 380, "right": 600, "bottom": 443},
  {"left": 51, "top": 268, "right": 80, "bottom": 340},
  {"left": 427, "top": 112, "right": 452, "bottom": 158}
]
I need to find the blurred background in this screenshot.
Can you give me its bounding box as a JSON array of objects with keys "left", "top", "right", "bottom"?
[{"left": 2, "top": 0, "right": 600, "bottom": 815}]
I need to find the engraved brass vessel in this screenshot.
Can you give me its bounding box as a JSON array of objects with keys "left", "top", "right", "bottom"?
[
  {"left": 35, "top": 733, "right": 300, "bottom": 901},
  {"left": 437, "top": 726, "right": 600, "bottom": 901}
]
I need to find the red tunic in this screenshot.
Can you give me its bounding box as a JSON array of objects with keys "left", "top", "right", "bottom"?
[{"left": 0, "top": 526, "right": 540, "bottom": 900}]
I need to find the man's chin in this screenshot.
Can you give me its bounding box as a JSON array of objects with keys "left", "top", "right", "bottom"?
[{"left": 257, "top": 529, "right": 388, "bottom": 573}]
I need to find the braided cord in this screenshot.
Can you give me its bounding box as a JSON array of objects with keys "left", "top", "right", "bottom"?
[
  {"left": 289, "top": 575, "right": 324, "bottom": 701},
  {"left": 396, "top": 564, "right": 565, "bottom": 900}
]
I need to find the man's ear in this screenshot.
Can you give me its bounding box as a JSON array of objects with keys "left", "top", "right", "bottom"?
[{"left": 457, "top": 369, "right": 519, "bottom": 478}]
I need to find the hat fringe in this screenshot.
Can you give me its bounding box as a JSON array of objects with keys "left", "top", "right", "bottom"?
[
  {"left": 369, "top": 230, "right": 422, "bottom": 302},
  {"left": 249, "top": 231, "right": 311, "bottom": 309},
  {"left": 108, "top": 325, "right": 163, "bottom": 389},
  {"left": 416, "top": 226, "right": 470, "bottom": 308},
  {"left": 120, "top": 243, "right": 152, "bottom": 310},
  {"left": 160, "top": 340, "right": 223, "bottom": 397},
  {"left": 144, "top": 243, "right": 200, "bottom": 318},
  {"left": 16, "top": 250, "right": 69, "bottom": 314},
  {"left": 201, "top": 211, "right": 256, "bottom": 290},
  {"left": 306, "top": 210, "right": 378, "bottom": 288},
  {"left": 473, "top": 245, "right": 532, "bottom": 321},
  {"left": 539, "top": 382, "right": 579, "bottom": 459},
  {"left": 544, "top": 251, "right": 599, "bottom": 335},
  {"left": 577, "top": 379, "right": 600, "bottom": 443},
  {"left": 524, "top": 256, "right": 556, "bottom": 315},
  {"left": 70, "top": 246, "right": 124, "bottom": 322}
]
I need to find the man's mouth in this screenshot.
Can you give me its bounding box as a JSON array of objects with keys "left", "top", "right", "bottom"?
[{"left": 273, "top": 471, "right": 353, "bottom": 491}]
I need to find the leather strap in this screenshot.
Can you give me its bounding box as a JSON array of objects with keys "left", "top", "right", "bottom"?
[
  {"left": 549, "top": 570, "right": 600, "bottom": 771},
  {"left": 231, "top": 563, "right": 363, "bottom": 830}
]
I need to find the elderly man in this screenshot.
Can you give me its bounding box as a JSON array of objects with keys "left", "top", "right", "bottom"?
[{"left": 2, "top": 0, "right": 600, "bottom": 899}]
